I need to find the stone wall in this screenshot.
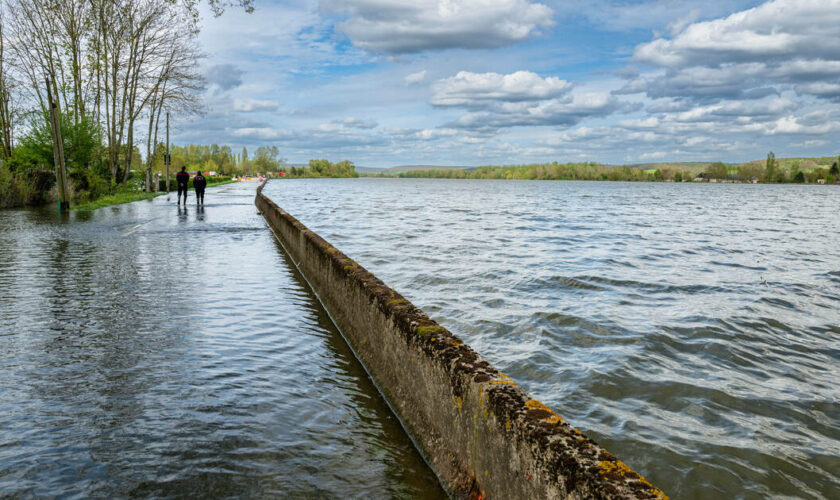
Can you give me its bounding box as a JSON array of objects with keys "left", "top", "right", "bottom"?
[{"left": 256, "top": 181, "right": 667, "bottom": 499}]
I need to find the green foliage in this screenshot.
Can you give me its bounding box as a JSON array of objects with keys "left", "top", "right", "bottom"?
[
  {"left": 7, "top": 113, "right": 98, "bottom": 173},
  {"left": 72, "top": 191, "right": 164, "bottom": 211},
  {"left": 765, "top": 151, "right": 776, "bottom": 182},
  {"left": 69, "top": 168, "right": 111, "bottom": 204},
  {"left": 705, "top": 162, "right": 728, "bottom": 179},
  {"left": 286, "top": 159, "right": 358, "bottom": 178},
  {"left": 0, "top": 165, "right": 53, "bottom": 208},
  {"left": 253, "top": 145, "right": 282, "bottom": 172},
  {"left": 792, "top": 170, "right": 805, "bottom": 183},
  {"left": 392, "top": 162, "right": 668, "bottom": 182}
]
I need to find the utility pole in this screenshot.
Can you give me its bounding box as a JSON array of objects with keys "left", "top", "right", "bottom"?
[
  {"left": 165, "top": 110, "right": 170, "bottom": 193},
  {"left": 45, "top": 78, "right": 70, "bottom": 211}
]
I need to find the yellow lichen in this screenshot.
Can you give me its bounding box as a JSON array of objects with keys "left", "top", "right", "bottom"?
[
  {"left": 489, "top": 380, "right": 516, "bottom": 386},
  {"left": 598, "top": 461, "right": 669, "bottom": 499},
  {"left": 417, "top": 325, "right": 447, "bottom": 337},
  {"left": 525, "top": 399, "right": 563, "bottom": 424},
  {"left": 387, "top": 299, "right": 410, "bottom": 307},
  {"left": 454, "top": 396, "right": 463, "bottom": 413},
  {"left": 505, "top": 419, "right": 511, "bottom": 431}
]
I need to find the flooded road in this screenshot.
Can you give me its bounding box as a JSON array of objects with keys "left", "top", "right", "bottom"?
[{"left": 0, "top": 183, "right": 444, "bottom": 498}]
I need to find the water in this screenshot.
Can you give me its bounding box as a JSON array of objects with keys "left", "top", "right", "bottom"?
[
  {"left": 263, "top": 178, "right": 840, "bottom": 499},
  {"left": 0, "top": 183, "right": 445, "bottom": 498}
]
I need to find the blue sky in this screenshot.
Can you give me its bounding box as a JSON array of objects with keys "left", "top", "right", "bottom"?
[{"left": 176, "top": 0, "right": 840, "bottom": 167}]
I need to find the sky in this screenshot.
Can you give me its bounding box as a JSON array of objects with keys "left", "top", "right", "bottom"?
[{"left": 177, "top": 0, "right": 840, "bottom": 167}]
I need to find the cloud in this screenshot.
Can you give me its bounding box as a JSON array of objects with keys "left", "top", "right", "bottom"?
[
  {"left": 430, "top": 70, "right": 572, "bottom": 107},
  {"left": 621, "top": 0, "right": 840, "bottom": 102},
  {"left": 405, "top": 70, "right": 427, "bottom": 85},
  {"left": 231, "top": 127, "right": 294, "bottom": 140},
  {"left": 232, "top": 98, "right": 281, "bottom": 112},
  {"left": 795, "top": 82, "right": 840, "bottom": 101},
  {"left": 323, "top": 0, "right": 554, "bottom": 54},
  {"left": 423, "top": 70, "right": 631, "bottom": 132},
  {"left": 447, "top": 92, "right": 633, "bottom": 131},
  {"left": 206, "top": 64, "right": 244, "bottom": 91},
  {"left": 634, "top": 0, "right": 840, "bottom": 68},
  {"left": 670, "top": 98, "right": 797, "bottom": 122},
  {"left": 332, "top": 117, "right": 379, "bottom": 129}
]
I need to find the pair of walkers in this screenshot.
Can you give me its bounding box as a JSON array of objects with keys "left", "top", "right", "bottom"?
[{"left": 176, "top": 166, "right": 207, "bottom": 205}]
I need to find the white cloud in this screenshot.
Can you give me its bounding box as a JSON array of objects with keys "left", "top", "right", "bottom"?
[
  {"left": 332, "top": 117, "right": 379, "bottom": 129},
  {"left": 231, "top": 127, "right": 294, "bottom": 140},
  {"left": 448, "top": 91, "right": 632, "bottom": 131},
  {"left": 323, "top": 0, "right": 554, "bottom": 54},
  {"left": 431, "top": 70, "right": 572, "bottom": 107},
  {"left": 232, "top": 98, "right": 281, "bottom": 112},
  {"left": 634, "top": 0, "right": 840, "bottom": 68},
  {"left": 623, "top": 0, "right": 840, "bottom": 102},
  {"left": 404, "top": 70, "right": 428, "bottom": 85}
]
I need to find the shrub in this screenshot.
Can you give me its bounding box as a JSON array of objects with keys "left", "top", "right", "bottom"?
[{"left": 0, "top": 166, "right": 53, "bottom": 208}]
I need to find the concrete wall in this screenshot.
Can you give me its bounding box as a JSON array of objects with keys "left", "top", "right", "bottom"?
[{"left": 256, "top": 181, "right": 667, "bottom": 500}]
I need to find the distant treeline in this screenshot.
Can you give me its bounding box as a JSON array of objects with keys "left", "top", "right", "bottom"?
[
  {"left": 364, "top": 154, "right": 840, "bottom": 184},
  {"left": 279, "top": 159, "right": 358, "bottom": 178}
]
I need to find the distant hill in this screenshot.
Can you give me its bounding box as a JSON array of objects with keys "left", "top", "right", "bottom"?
[
  {"left": 354, "top": 166, "right": 385, "bottom": 173},
  {"left": 383, "top": 165, "right": 472, "bottom": 173},
  {"left": 624, "top": 162, "right": 719, "bottom": 171}
]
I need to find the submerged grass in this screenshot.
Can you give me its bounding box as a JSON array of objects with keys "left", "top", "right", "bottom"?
[
  {"left": 72, "top": 191, "right": 164, "bottom": 211},
  {"left": 72, "top": 179, "right": 235, "bottom": 211}
]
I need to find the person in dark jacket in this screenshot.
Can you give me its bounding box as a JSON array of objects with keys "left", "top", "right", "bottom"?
[
  {"left": 193, "top": 170, "right": 207, "bottom": 205},
  {"left": 176, "top": 166, "right": 190, "bottom": 205}
]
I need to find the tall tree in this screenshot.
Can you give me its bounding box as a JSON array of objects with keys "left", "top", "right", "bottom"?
[
  {"left": 765, "top": 151, "right": 776, "bottom": 182},
  {"left": 0, "top": 9, "right": 14, "bottom": 158}
]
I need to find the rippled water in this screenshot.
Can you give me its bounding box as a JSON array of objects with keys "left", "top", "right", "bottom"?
[
  {"left": 0, "top": 183, "right": 444, "bottom": 498},
  {"left": 264, "top": 178, "right": 840, "bottom": 499}
]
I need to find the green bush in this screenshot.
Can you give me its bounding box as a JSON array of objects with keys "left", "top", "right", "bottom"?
[{"left": 0, "top": 165, "right": 53, "bottom": 208}]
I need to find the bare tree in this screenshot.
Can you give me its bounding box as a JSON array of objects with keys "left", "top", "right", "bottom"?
[{"left": 0, "top": 8, "right": 15, "bottom": 158}]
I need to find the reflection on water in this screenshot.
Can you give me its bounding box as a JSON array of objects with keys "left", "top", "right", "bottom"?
[
  {"left": 266, "top": 178, "right": 840, "bottom": 499},
  {"left": 0, "top": 183, "right": 444, "bottom": 498}
]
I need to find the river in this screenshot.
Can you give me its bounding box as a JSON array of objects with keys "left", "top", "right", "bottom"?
[
  {"left": 263, "top": 178, "right": 840, "bottom": 499},
  {"left": 0, "top": 182, "right": 444, "bottom": 498}
]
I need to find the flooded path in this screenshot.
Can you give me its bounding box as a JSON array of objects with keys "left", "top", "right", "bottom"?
[{"left": 0, "top": 183, "right": 444, "bottom": 498}]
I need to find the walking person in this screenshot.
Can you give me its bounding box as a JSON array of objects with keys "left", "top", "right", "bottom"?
[
  {"left": 176, "top": 166, "right": 190, "bottom": 205},
  {"left": 194, "top": 170, "right": 207, "bottom": 205}
]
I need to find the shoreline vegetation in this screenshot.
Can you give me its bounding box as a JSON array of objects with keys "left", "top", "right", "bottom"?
[
  {"left": 0, "top": 1, "right": 251, "bottom": 211},
  {"left": 357, "top": 154, "right": 840, "bottom": 184},
  {"left": 71, "top": 177, "right": 235, "bottom": 211}
]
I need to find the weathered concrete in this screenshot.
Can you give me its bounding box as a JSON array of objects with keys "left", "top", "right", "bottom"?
[{"left": 256, "top": 181, "right": 667, "bottom": 500}]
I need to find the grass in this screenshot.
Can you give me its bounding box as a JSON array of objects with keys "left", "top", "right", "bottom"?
[
  {"left": 72, "top": 191, "right": 164, "bottom": 211},
  {"left": 72, "top": 179, "right": 237, "bottom": 211}
]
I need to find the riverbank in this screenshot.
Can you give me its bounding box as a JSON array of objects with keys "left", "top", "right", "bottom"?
[{"left": 360, "top": 157, "right": 840, "bottom": 184}]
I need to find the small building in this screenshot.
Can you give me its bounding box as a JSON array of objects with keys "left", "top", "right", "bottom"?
[{"left": 817, "top": 179, "right": 826, "bottom": 184}]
